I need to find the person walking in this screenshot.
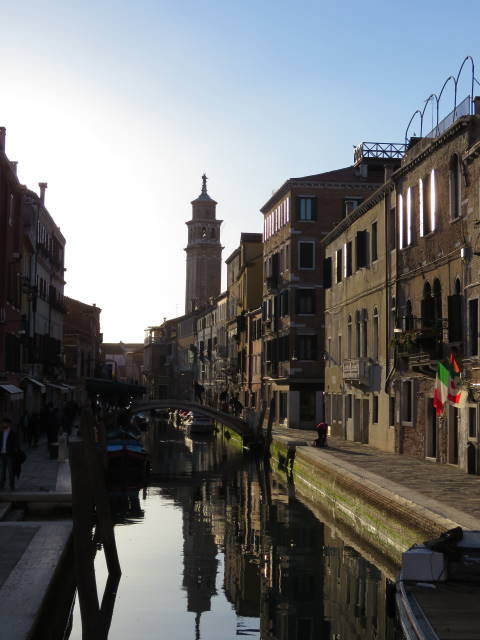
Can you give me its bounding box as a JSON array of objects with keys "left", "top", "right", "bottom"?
[
  {"left": 0, "top": 417, "right": 19, "bottom": 490},
  {"left": 315, "top": 421, "right": 329, "bottom": 448}
]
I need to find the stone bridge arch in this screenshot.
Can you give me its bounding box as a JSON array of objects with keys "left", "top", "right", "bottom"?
[{"left": 131, "top": 399, "right": 253, "bottom": 438}]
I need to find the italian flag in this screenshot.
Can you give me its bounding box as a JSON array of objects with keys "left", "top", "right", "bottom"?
[
  {"left": 433, "top": 361, "right": 449, "bottom": 416},
  {"left": 433, "top": 355, "right": 465, "bottom": 416}
]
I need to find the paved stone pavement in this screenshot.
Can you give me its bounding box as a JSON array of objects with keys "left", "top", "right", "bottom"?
[
  {"left": 15, "top": 438, "right": 59, "bottom": 492},
  {"left": 272, "top": 425, "right": 480, "bottom": 525}
]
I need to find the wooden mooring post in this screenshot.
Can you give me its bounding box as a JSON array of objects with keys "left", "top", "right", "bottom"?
[{"left": 69, "top": 408, "right": 121, "bottom": 639}]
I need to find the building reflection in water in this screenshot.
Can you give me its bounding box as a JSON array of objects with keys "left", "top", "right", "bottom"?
[{"left": 145, "top": 420, "right": 399, "bottom": 639}]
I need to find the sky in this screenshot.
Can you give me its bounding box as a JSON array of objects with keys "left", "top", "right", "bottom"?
[{"left": 0, "top": 0, "right": 478, "bottom": 341}]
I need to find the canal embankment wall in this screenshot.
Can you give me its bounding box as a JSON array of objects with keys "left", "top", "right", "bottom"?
[
  {"left": 215, "top": 419, "right": 480, "bottom": 567},
  {"left": 269, "top": 434, "right": 480, "bottom": 566}
]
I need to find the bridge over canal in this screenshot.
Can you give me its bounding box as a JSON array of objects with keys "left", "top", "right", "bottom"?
[{"left": 131, "top": 399, "right": 257, "bottom": 440}]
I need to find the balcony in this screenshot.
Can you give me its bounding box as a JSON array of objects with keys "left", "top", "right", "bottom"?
[
  {"left": 394, "top": 324, "right": 443, "bottom": 363},
  {"left": 342, "top": 358, "right": 370, "bottom": 384},
  {"left": 265, "top": 275, "right": 278, "bottom": 293}
]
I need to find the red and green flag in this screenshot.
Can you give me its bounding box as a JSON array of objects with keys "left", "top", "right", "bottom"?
[
  {"left": 448, "top": 353, "right": 465, "bottom": 407},
  {"left": 433, "top": 354, "right": 465, "bottom": 416},
  {"left": 433, "top": 361, "right": 449, "bottom": 416}
]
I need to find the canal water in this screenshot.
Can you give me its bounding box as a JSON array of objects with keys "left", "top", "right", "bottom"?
[{"left": 65, "top": 420, "right": 403, "bottom": 639}]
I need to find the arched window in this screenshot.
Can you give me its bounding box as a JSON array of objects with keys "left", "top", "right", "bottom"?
[
  {"left": 373, "top": 307, "right": 379, "bottom": 361},
  {"left": 450, "top": 154, "right": 461, "bottom": 220},
  {"left": 347, "top": 315, "right": 352, "bottom": 359},
  {"left": 454, "top": 277, "right": 461, "bottom": 295},
  {"left": 422, "top": 282, "right": 434, "bottom": 328},
  {"left": 405, "top": 300, "right": 414, "bottom": 331},
  {"left": 201, "top": 227, "right": 207, "bottom": 238},
  {"left": 448, "top": 277, "right": 463, "bottom": 344},
  {"left": 211, "top": 227, "right": 216, "bottom": 239},
  {"left": 433, "top": 278, "right": 442, "bottom": 324}
]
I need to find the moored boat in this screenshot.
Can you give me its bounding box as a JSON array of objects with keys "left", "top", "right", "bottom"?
[
  {"left": 396, "top": 527, "right": 480, "bottom": 640},
  {"left": 107, "top": 429, "right": 148, "bottom": 475}
]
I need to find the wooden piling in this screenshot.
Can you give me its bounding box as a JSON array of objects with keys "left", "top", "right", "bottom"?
[{"left": 69, "top": 440, "right": 100, "bottom": 639}]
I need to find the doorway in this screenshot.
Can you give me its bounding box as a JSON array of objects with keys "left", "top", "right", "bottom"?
[
  {"left": 448, "top": 406, "right": 459, "bottom": 465},
  {"left": 426, "top": 399, "right": 437, "bottom": 459},
  {"left": 354, "top": 398, "right": 361, "bottom": 442},
  {"left": 360, "top": 399, "right": 369, "bottom": 444}
]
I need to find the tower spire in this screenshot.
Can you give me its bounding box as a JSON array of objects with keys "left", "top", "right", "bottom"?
[{"left": 201, "top": 173, "right": 208, "bottom": 194}]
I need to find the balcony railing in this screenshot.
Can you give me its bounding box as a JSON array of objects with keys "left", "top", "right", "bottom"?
[{"left": 354, "top": 141, "right": 406, "bottom": 165}]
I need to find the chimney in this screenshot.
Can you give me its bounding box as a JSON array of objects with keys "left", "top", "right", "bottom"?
[
  {"left": 0, "top": 127, "right": 5, "bottom": 152},
  {"left": 39, "top": 182, "right": 48, "bottom": 205}
]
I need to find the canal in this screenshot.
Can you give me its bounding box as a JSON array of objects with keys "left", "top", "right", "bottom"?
[{"left": 62, "top": 420, "right": 403, "bottom": 639}]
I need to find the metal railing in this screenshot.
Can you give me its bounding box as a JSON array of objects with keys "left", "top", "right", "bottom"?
[
  {"left": 424, "top": 95, "right": 471, "bottom": 139},
  {"left": 354, "top": 142, "right": 407, "bottom": 165}
]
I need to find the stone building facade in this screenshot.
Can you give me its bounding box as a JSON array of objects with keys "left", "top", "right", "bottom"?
[
  {"left": 323, "top": 165, "right": 399, "bottom": 452},
  {"left": 392, "top": 105, "right": 480, "bottom": 471},
  {"left": 260, "top": 164, "right": 384, "bottom": 429}
]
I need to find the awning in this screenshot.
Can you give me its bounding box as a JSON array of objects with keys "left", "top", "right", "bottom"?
[
  {"left": 23, "top": 377, "right": 46, "bottom": 393},
  {"left": 46, "top": 383, "right": 69, "bottom": 394},
  {"left": 0, "top": 384, "right": 24, "bottom": 400}
]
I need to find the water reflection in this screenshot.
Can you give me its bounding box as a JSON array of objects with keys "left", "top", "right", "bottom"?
[{"left": 66, "top": 419, "right": 400, "bottom": 639}]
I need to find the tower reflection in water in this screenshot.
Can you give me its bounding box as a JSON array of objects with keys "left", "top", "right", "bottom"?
[{"left": 117, "top": 419, "right": 400, "bottom": 639}]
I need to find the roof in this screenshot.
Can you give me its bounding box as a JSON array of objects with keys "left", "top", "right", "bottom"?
[
  {"left": 260, "top": 164, "right": 384, "bottom": 213},
  {"left": 240, "top": 232, "right": 262, "bottom": 243},
  {"left": 191, "top": 192, "right": 217, "bottom": 204}
]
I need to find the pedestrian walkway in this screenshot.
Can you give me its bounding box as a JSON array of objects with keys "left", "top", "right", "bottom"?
[
  {"left": 0, "top": 438, "right": 72, "bottom": 639},
  {"left": 16, "top": 439, "right": 60, "bottom": 492},
  {"left": 271, "top": 425, "right": 480, "bottom": 530}
]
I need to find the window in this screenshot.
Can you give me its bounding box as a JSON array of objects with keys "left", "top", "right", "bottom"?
[
  {"left": 361, "top": 309, "right": 368, "bottom": 357},
  {"left": 406, "top": 187, "right": 412, "bottom": 246},
  {"left": 355, "top": 311, "right": 361, "bottom": 357},
  {"left": 297, "top": 197, "right": 316, "bottom": 221},
  {"left": 299, "top": 241, "right": 314, "bottom": 269},
  {"left": 373, "top": 396, "right": 379, "bottom": 423},
  {"left": 371, "top": 222, "right": 378, "bottom": 261},
  {"left": 398, "top": 194, "right": 404, "bottom": 249},
  {"left": 401, "top": 381, "right": 413, "bottom": 423},
  {"left": 345, "top": 241, "right": 353, "bottom": 277},
  {"left": 323, "top": 256, "right": 332, "bottom": 289},
  {"left": 344, "top": 198, "right": 361, "bottom": 215},
  {"left": 450, "top": 154, "right": 461, "bottom": 219},
  {"left": 389, "top": 206, "right": 396, "bottom": 251},
  {"left": 372, "top": 307, "right": 379, "bottom": 361},
  {"left": 405, "top": 300, "right": 414, "bottom": 331},
  {"left": 347, "top": 315, "right": 352, "bottom": 358},
  {"left": 448, "top": 278, "right": 463, "bottom": 343},
  {"left": 281, "top": 290, "right": 289, "bottom": 316},
  {"left": 296, "top": 289, "right": 316, "bottom": 314},
  {"left": 469, "top": 407, "right": 477, "bottom": 439},
  {"left": 336, "top": 248, "right": 343, "bottom": 283},
  {"left": 296, "top": 335, "right": 317, "bottom": 360},
  {"left": 468, "top": 298, "right": 478, "bottom": 356},
  {"left": 420, "top": 172, "right": 434, "bottom": 236},
  {"left": 355, "top": 230, "right": 368, "bottom": 269}
]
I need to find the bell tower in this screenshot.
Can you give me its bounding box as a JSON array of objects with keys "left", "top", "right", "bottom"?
[{"left": 185, "top": 175, "right": 223, "bottom": 314}]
